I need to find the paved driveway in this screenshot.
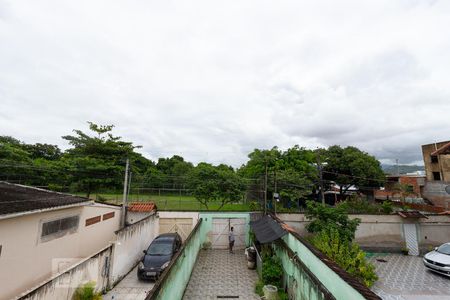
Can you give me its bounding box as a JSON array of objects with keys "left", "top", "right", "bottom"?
[
  {"left": 368, "top": 254, "right": 450, "bottom": 300},
  {"left": 104, "top": 265, "right": 155, "bottom": 300},
  {"left": 183, "top": 249, "right": 260, "bottom": 300}
]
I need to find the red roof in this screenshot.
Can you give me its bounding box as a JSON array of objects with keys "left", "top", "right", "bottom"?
[
  {"left": 431, "top": 141, "right": 450, "bottom": 156},
  {"left": 128, "top": 202, "right": 157, "bottom": 212}
]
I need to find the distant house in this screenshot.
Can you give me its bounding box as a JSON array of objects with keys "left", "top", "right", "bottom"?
[
  {"left": 421, "top": 141, "right": 450, "bottom": 207},
  {"left": 0, "top": 182, "right": 122, "bottom": 300},
  {"left": 374, "top": 174, "right": 426, "bottom": 201}
]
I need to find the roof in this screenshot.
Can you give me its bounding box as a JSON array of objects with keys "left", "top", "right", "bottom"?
[
  {"left": 397, "top": 210, "right": 428, "bottom": 219},
  {"left": 249, "top": 215, "right": 287, "bottom": 243},
  {"left": 0, "top": 181, "right": 90, "bottom": 217},
  {"left": 128, "top": 202, "right": 157, "bottom": 212},
  {"left": 431, "top": 141, "right": 450, "bottom": 156}
]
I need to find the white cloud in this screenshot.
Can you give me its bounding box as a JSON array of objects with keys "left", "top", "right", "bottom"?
[{"left": 1, "top": 0, "right": 449, "bottom": 166}]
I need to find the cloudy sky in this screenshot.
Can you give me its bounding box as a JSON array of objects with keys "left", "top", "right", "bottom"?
[{"left": 1, "top": 0, "right": 449, "bottom": 167}]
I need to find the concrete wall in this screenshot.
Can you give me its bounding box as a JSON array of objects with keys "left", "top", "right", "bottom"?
[
  {"left": 157, "top": 211, "right": 199, "bottom": 227},
  {"left": 127, "top": 211, "right": 153, "bottom": 224},
  {"left": 278, "top": 213, "right": 450, "bottom": 253},
  {"left": 110, "top": 212, "right": 159, "bottom": 285},
  {"left": 279, "top": 233, "right": 370, "bottom": 300},
  {"left": 0, "top": 204, "right": 121, "bottom": 300},
  {"left": 18, "top": 246, "right": 112, "bottom": 300},
  {"left": 422, "top": 181, "right": 450, "bottom": 208}
]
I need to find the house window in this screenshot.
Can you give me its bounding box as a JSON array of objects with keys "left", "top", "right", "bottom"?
[
  {"left": 433, "top": 172, "right": 441, "bottom": 181},
  {"left": 85, "top": 216, "right": 101, "bottom": 226},
  {"left": 102, "top": 212, "right": 115, "bottom": 221},
  {"left": 41, "top": 216, "right": 79, "bottom": 241},
  {"left": 431, "top": 155, "right": 438, "bottom": 163}
]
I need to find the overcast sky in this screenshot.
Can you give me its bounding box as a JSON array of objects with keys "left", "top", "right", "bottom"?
[{"left": 1, "top": 0, "right": 449, "bottom": 167}]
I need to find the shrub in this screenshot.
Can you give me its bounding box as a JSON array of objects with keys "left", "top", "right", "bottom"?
[
  {"left": 311, "top": 228, "right": 378, "bottom": 287},
  {"left": 262, "top": 256, "right": 283, "bottom": 288},
  {"left": 72, "top": 282, "right": 102, "bottom": 300},
  {"left": 249, "top": 201, "right": 260, "bottom": 211},
  {"left": 381, "top": 201, "right": 393, "bottom": 214},
  {"left": 305, "top": 200, "right": 360, "bottom": 242}
]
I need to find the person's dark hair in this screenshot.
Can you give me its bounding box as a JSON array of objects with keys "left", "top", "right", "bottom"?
[{"left": 231, "top": 226, "right": 234, "bottom": 231}]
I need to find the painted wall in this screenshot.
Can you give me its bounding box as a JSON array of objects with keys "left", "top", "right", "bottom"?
[
  {"left": 198, "top": 212, "right": 251, "bottom": 246},
  {"left": 110, "top": 213, "right": 159, "bottom": 285},
  {"left": 127, "top": 211, "right": 153, "bottom": 224},
  {"left": 281, "top": 233, "right": 368, "bottom": 300},
  {"left": 18, "top": 246, "right": 112, "bottom": 300},
  {"left": 157, "top": 211, "right": 199, "bottom": 227},
  {"left": 278, "top": 213, "right": 450, "bottom": 252},
  {"left": 0, "top": 204, "right": 121, "bottom": 300}
]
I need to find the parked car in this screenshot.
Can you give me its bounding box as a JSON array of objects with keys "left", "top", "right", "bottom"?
[
  {"left": 423, "top": 242, "right": 450, "bottom": 277},
  {"left": 137, "top": 233, "right": 182, "bottom": 281}
]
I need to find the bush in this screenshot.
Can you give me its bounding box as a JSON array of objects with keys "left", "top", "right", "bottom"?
[
  {"left": 305, "top": 200, "right": 360, "bottom": 242},
  {"left": 249, "top": 201, "right": 260, "bottom": 211},
  {"left": 381, "top": 201, "right": 393, "bottom": 214},
  {"left": 262, "top": 256, "right": 283, "bottom": 288},
  {"left": 72, "top": 282, "right": 102, "bottom": 300},
  {"left": 311, "top": 228, "right": 378, "bottom": 287}
]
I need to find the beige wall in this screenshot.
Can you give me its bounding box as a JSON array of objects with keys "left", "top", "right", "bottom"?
[
  {"left": 0, "top": 203, "right": 121, "bottom": 300},
  {"left": 110, "top": 213, "right": 159, "bottom": 284},
  {"left": 277, "top": 213, "right": 450, "bottom": 252},
  {"left": 19, "top": 246, "right": 112, "bottom": 300}
]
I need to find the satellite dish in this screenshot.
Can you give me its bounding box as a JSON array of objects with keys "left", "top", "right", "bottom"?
[{"left": 446, "top": 185, "right": 450, "bottom": 195}]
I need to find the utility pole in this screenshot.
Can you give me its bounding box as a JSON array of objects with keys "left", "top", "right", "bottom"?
[
  {"left": 316, "top": 150, "right": 325, "bottom": 205},
  {"left": 120, "top": 158, "right": 130, "bottom": 228},
  {"left": 264, "top": 161, "right": 268, "bottom": 215}
]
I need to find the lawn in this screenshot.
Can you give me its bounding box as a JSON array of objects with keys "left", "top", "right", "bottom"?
[{"left": 84, "top": 192, "right": 253, "bottom": 211}]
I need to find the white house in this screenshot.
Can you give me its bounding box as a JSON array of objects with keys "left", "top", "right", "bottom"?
[{"left": 0, "top": 182, "right": 123, "bottom": 300}]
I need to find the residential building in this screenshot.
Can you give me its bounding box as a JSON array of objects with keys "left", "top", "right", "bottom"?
[
  {"left": 0, "top": 182, "right": 122, "bottom": 300},
  {"left": 421, "top": 141, "right": 450, "bottom": 207},
  {"left": 422, "top": 140, "right": 450, "bottom": 182},
  {"left": 374, "top": 174, "right": 426, "bottom": 201}
]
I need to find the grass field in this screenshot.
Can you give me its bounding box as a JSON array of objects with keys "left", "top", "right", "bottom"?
[{"left": 85, "top": 193, "right": 254, "bottom": 211}]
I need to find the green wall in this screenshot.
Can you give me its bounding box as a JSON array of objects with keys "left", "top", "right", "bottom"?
[
  {"left": 279, "top": 233, "right": 368, "bottom": 300},
  {"left": 151, "top": 220, "right": 206, "bottom": 300},
  {"left": 199, "top": 212, "right": 251, "bottom": 246}
]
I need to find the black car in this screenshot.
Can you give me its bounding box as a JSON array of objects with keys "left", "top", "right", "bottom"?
[{"left": 137, "top": 233, "right": 182, "bottom": 281}]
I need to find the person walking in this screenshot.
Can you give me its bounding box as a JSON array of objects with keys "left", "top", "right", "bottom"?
[{"left": 229, "top": 226, "right": 235, "bottom": 254}]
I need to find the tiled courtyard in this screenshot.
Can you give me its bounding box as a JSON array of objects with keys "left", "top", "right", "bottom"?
[
  {"left": 104, "top": 265, "right": 155, "bottom": 300},
  {"left": 183, "top": 249, "right": 260, "bottom": 300},
  {"left": 368, "top": 254, "right": 450, "bottom": 300}
]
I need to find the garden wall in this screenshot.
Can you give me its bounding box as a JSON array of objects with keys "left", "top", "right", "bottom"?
[
  {"left": 278, "top": 213, "right": 450, "bottom": 253},
  {"left": 275, "top": 233, "right": 380, "bottom": 300},
  {"left": 17, "top": 245, "right": 112, "bottom": 300},
  {"left": 110, "top": 212, "right": 159, "bottom": 285},
  {"left": 146, "top": 219, "right": 205, "bottom": 300}
]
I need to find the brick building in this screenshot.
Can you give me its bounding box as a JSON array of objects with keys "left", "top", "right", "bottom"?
[{"left": 421, "top": 141, "right": 450, "bottom": 207}]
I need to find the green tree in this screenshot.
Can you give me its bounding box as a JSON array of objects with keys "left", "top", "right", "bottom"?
[
  {"left": 62, "top": 122, "right": 142, "bottom": 198},
  {"left": 156, "top": 155, "right": 193, "bottom": 189},
  {"left": 239, "top": 146, "right": 317, "bottom": 207},
  {"left": 305, "top": 200, "right": 360, "bottom": 242},
  {"left": 188, "top": 163, "right": 245, "bottom": 209},
  {"left": 323, "top": 145, "right": 385, "bottom": 198}
]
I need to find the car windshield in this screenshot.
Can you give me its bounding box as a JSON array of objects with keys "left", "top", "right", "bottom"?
[
  {"left": 147, "top": 242, "right": 172, "bottom": 256},
  {"left": 436, "top": 244, "right": 450, "bottom": 255}
]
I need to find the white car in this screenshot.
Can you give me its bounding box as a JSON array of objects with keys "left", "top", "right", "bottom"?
[{"left": 423, "top": 243, "right": 450, "bottom": 277}]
